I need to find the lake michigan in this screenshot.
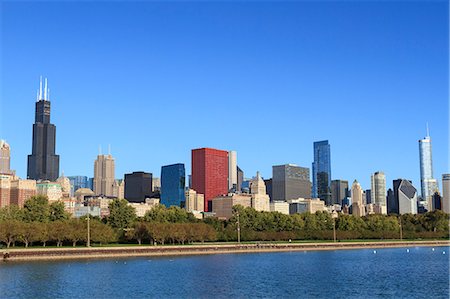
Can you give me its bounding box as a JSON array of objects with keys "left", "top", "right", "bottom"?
[{"left": 0, "top": 246, "right": 448, "bottom": 298}]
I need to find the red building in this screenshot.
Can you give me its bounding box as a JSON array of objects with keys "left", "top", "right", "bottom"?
[{"left": 192, "top": 148, "right": 229, "bottom": 212}]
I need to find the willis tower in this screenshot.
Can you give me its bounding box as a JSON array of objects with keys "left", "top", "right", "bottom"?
[{"left": 27, "top": 77, "right": 59, "bottom": 181}]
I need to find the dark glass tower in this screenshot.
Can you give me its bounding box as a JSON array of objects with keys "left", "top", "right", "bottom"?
[
  {"left": 27, "top": 78, "right": 60, "bottom": 181},
  {"left": 312, "top": 140, "right": 331, "bottom": 205},
  {"left": 160, "top": 163, "right": 186, "bottom": 208}
]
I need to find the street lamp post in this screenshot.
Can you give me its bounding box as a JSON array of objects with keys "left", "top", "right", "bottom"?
[
  {"left": 332, "top": 210, "right": 338, "bottom": 243},
  {"left": 86, "top": 198, "right": 91, "bottom": 247}
]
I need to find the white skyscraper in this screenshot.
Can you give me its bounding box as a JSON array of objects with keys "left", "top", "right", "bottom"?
[
  {"left": 371, "top": 171, "right": 387, "bottom": 214},
  {"left": 419, "top": 125, "right": 438, "bottom": 207},
  {"left": 93, "top": 149, "right": 115, "bottom": 197},
  {"left": 228, "top": 150, "right": 237, "bottom": 191},
  {"left": 397, "top": 179, "right": 418, "bottom": 215},
  {"left": 351, "top": 180, "right": 365, "bottom": 217}
]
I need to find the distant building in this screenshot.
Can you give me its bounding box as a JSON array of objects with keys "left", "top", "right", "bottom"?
[
  {"left": 331, "top": 180, "right": 348, "bottom": 206},
  {"left": 387, "top": 188, "right": 397, "bottom": 214},
  {"left": 288, "top": 198, "right": 326, "bottom": 214},
  {"left": 67, "top": 176, "right": 89, "bottom": 197},
  {"left": 124, "top": 171, "right": 153, "bottom": 203},
  {"left": 270, "top": 201, "right": 290, "bottom": 215},
  {"left": 112, "top": 179, "right": 125, "bottom": 199},
  {"left": 27, "top": 78, "right": 60, "bottom": 181},
  {"left": 191, "top": 148, "right": 229, "bottom": 212},
  {"left": 394, "top": 179, "right": 418, "bottom": 214},
  {"left": 128, "top": 199, "right": 160, "bottom": 217},
  {"left": 237, "top": 166, "right": 244, "bottom": 193},
  {"left": 0, "top": 140, "right": 12, "bottom": 175},
  {"left": 371, "top": 171, "right": 386, "bottom": 213},
  {"left": 365, "top": 189, "right": 372, "bottom": 204},
  {"left": 185, "top": 189, "right": 205, "bottom": 213},
  {"left": 432, "top": 192, "right": 442, "bottom": 211},
  {"left": 161, "top": 163, "right": 186, "bottom": 208},
  {"left": 312, "top": 140, "right": 332, "bottom": 204},
  {"left": 228, "top": 151, "right": 237, "bottom": 191},
  {"left": 9, "top": 179, "right": 37, "bottom": 207},
  {"left": 212, "top": 193, "right": 252, "bottom": 220},
  {"left": 442, "top": 174, "right": 450, "bottom": 213},
  {"left": 152, "top": 177, "right": 161, "bottom": 192},
  {"left": 93, "top": 153, "right": 115, "bottom": 196},
  {"left": 56, "top": 174, "right": 71, "bottom": 198},
  {"left": 249, "top": 172, "right": 270, "bottom": 212},
  {"left": 351, "top": 180, "right": 365, "bottom": 217},
  {"left": 419, "top": 127, "right": 439, "bottom": 207},
  {"left": 272, "top": 164, "right": 311, "bottom": 201},
  {"left": 74, "top": 188, "right": 95, "bottom": 203},
  {"left": 264, "top": 178, "right": 273, "bottom": 201},
  {"left": 37, "top": 181, "right": 63, "bottom": 202}
]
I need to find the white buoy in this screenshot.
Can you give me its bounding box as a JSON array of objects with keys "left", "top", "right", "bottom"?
[
  {"left": 443, "top": 251, "right": 446, "bottom": 255},
  {"left": 432, "top": 248, "right": 435, "bottom": 251},
  {"left": 373, "top": 250, "right": 377, "bottom": 254},
  {"left": 406, "top": 249, "right": 409, "bottom": 253}
]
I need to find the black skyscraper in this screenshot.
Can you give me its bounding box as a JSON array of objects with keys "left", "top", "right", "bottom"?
[
  {"left": 27, "top": 78, "right": 59, "bottom": 181},
  {"left": 124, "top": 171, "right": 153, "bottom": 203}
]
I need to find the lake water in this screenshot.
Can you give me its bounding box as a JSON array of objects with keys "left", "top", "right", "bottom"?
[{"left": 0, "top": 246, "right": 448, "bottom": 298}]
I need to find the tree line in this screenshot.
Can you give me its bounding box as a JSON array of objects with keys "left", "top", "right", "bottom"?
[{"left": 0, "top": 196, "right": 448, "bottom": 248}]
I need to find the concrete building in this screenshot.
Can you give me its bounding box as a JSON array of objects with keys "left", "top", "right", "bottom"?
[
  {"left": 371, "top": 171, "right": 386, "bottom": 213},
  {"left": 56, "top": 174, "right": 71, "bottom": 198},
  {"left": 0, "top": 140, "right": 12, "bottom": 175},
  {"left": 10, "top": 179, "right": 37, "bottom": 207},
  {"left": 312, "top": 140, "right": 332, "bottom": 204},
  {"left": 269, "top": 201, "right": 290, "bottom": 215},
  {"left": 395, "top": 179, "right": 418, "bottom": 214},
  {"left": 36, "top": 181, "right": 62, "bottom": 202},
  {"left": 124, "top": 171, "right": 153, "bottom": 203},
  {"left": 27, "top": 77, "right": 60, "bottom": 181},
  {"left": 0, "top": 174, "right": 12, "bottom": 207},
  {"left": 128, "top": 198, "right": 160, "bottom": 217},
  {"left": 228, "top": 151, "right": 237, "bottom": 191},
  {"left": 161, "top": 164, "right": 186, "bottom": 208},
  {"left": 250, "top": 172, "right": 270, "bottom": 212},
  {"left": 288, "top": 198, "right": 326, "bottom": 214},
  {"left": 185, "top": 188, "right": 205, "bottom": 213},
  {"left": 93, "top": 153, "right": 115, "bottom": 197},
  {"left": 331, "top": 180, "right": 348, "bottom": 205},
  {"left": 192, "top": 148, "right": 229, "bottom": 212},
  {"left": 442, "top": 174, "right": 450, "bottom": 213},
  {"left": 152, "top": 177, "right": 161, "bottom": 192},
  {"left": 419, "top": 127, "right": 439, "bottom": 207},
  {"left": 272, "top": 164, "right": 311, "bottom": 201},
  {"left": 264, "top": 178, "right": 272, "bottom": 201},
  {"left": 112, "top": 179, "right": 125, "bottom": 199},
  {"left": 74, "top": 188, "right": 95, "bottom": 203},
  {"left": 351, "top": 180, "right": 365, "bottom": 217},
  {"left": 212, "top": 193, "right": 252, "bottom": 220}
]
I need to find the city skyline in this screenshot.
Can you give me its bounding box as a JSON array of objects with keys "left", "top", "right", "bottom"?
[{"left": 1, "top": 1, "right": 448, "bottom": 190}]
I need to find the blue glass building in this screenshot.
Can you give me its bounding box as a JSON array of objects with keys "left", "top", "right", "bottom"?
[
  {"left": 67, "top": 175, "right": 90, "bottom": 197},
  {"left": 160, "top": 163, "right": 186, "bottom": 208},
  {"left": 312, "top": 140, "right": 332, "bottom": 205}
]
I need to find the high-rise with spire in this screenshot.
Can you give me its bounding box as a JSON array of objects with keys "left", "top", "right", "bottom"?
[
  {"left": 419, "top": 124, "right": 438, "bottom": 208},
  {"left": 27, "top": 77, "right": 60, "bottom": 181}
]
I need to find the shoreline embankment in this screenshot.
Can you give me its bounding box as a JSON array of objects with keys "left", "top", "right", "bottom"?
[{"left": 2, "top": 240, "right": 449, "bottom": 262}]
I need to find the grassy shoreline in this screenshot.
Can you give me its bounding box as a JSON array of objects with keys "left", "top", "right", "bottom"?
[{"left": 2, "top": 240, "right": 448, "bottom": 262}]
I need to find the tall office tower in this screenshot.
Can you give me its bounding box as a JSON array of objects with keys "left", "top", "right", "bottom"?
[
  {"left": 250, "top": 172, "right": 270, "bottom": 211},
  {"left": 371, "top": 171, "right": 386, "bottom": 209},
  {"left": 27, "top": 77, "right": 60, "bottom": 181},
  {"left": 365, "top": 189, "right": 372, "bottom": 204},
  {"left": 0, "top": 140, "right": 11, "bottom": 175},
  {"left": 331, "top": 180, "right": 348, "bottom": 205},
  {"left": 67, "top": 176, "right": 90, "bottom": 196},
  {"left": 264, "top": 178, "right": 273, "bottom": 200},
  {"left": 191, "top": 148, "right": 229, "bottom": 212},
  {"left": 432, "top": 192, "right": 442, "bottom": 211},
  {"left": 393, "top": 179, "right": 417, "bottom": 214},
  {"left": 161, "top": 163, "right": 186, "bottom": 208},
  {"left": 419, "top": 126, "right": 439, "bottom": 205},
  {"left": 351, "top": 180, "right": 365, "bottom": 217},
  {"left": 237, "top": 166, "right": 244, "bottom": 192},
  {"left": 312, "top": 140, "right": 332, "bottom": 204},
  {"left": 228, "top": 151, "right": 237, "bottom": 191},
  {"left": 272, "top": 164, "right": 311, "bottom": 201},
  {"left": 442, "top": 174, "right": 450, "bottom": 213},
  {"left": 93, "top": 152, "right": 115, "bottom": 196},
  {"left": 112, "top": 179, "right": 125, "bottom": 199},
  {"left": 386, "top": 188, "right": 397, "bottom": 214},
  {"left": 185, "top": 188, "right": 204, "bottom": 212},
  {"left": 124, "top": 172, "right": 152, "bottom": 203}
]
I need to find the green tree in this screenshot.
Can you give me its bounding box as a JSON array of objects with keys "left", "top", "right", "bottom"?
[
  {"left": 48, "top": 221, "right": 68, "bottom": 247},
  {"left": 49, "top": 201, "right": 70, "bottom": 221},
  {"left": 128, "top": 221, "right": 148, "bottom": 245},
  {"left": 108, "top": 199, "right": 136, "bottom": 230},
  {"left": 67, "top": 219, "right": 87, "bottom": 246},
  {"left": 23, "top": 195, "right": 50, "bottom": 222},
  {"left": 0, "top": 205, "right": 24, "bottom": 221},
  {"left": 0, "top": 220, "right": 22, "bottom": 248},
  {"left": 91, "top": 220, "right": 117, "bottom": 245},
  {"left": 19, "top": 222, "right": 43, "bottom": 247}
]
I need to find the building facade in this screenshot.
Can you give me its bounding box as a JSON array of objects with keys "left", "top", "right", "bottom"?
[
  {"left": 228, "top": 151, "right": 237, "bottom": 191},
  {"left": 93, "top": 153, "right": 115, "bottom": 196},
  {"left": 36, "top": 181, "right": 63, "bottom": 202},
  {"left": 394, "top": 179, "right": 418, "bottom": 214},
  {"left": 272, "top": 164, "right": 311, "bottom": 201},
  {"left": 161, "top": 163, "right": 186, "bottom": 208},
  {"left": 185, "top": 189, "right": 205, "bottom": 212},
  {"left": 250, "top": 172, "right": 270, "bottom": 211},
  {"left": 191, "top": 148, "right": 229, "bottom": 212},
  {"left": 419, "top": 129, "right": 438, "bottom": 205},
  {"left": 331, "top": 180, "right": 348, "bottom": 206},
  {"left": 312, "top": 140, "right": 331, "bottom": 204},
  {"left": 0, "top": 140, "right": 12, "bottom": 175},
  {"left": 27, "top": 77, "right": 60, "bottom": 181},
  {"left": 124, "top": 171, "right": 153, "bottom": 203},
  {"left": 10, "top": 179, "right": 37, "bottom": 207},
  {"left": 269, "top": 201, "right": 290, "bottom": 215},
  {"left": 351, "top": 180, "right": 365, "bottom": 217},
  {"left": 68, "top": 176, "right": 89, "bottom": 197},
  {"left": 371, "top": 171, "right": 386, "bottom": 213},
  {"left": 442, "top": 174, "right": 450, "bottom": 213},
  {"left": 212, "top": 193, "right": 252, "bottom": 220}
]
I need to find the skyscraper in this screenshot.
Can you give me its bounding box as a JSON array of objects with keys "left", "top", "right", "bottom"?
[
  {"left": 228, "top": 151, "right": 237, "bottom": 191},
  {"left": 371, "top": 171, "right": 386, "bottom": 211},
  {"left": 387, "top": 188, "right": 397, "bottom": 214},
  {"left": 394, "top": 179, "right": 418, "bottom": 214},
  {"left": 442, "top": 174, "right": 450, "bottom": 213},
  {"left": 0, "top": 140, "right": 11, "bottom": 175},
  {"left": 93, "top": 152, "right": 115, "bottom": 196},
  {"left": 351, "top": 180, "right": 365, "bottom": 217},
  {"left": 161, "top": 163, "right": 186, "bottom": 208},
  {"left": 124, "top": 172, "right": 152, "bottom": 203},
  {"left": 237, "top": 166, "right": 244, "bottom": 193},
  {"left": 191, "top": 148, "right": 229, "bottom": 212},
  {"left": 67, "top": 176, "right": 90, "bottom": 196},
  {"left": 272, "top": 164, "right": 311, "bottom": 201},
  {"left": 331, "top": 180, "right": 348, "bottom": 205},
  {"left": 250, "top": 171, "right": 270, "bottom": 211},
  {"left": 419, "top": 126, "right": 438, "bottom": 205},
  {"left": 312, "top": 140, "right": 331, "bottom": 204},
  {"left": 27, "top": 77, "right": 60, "bottom": 181}
]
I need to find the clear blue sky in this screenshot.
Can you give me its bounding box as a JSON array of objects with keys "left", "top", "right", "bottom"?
[{"left": 1, "top": 0, "right": 448, "bottom": 191}]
